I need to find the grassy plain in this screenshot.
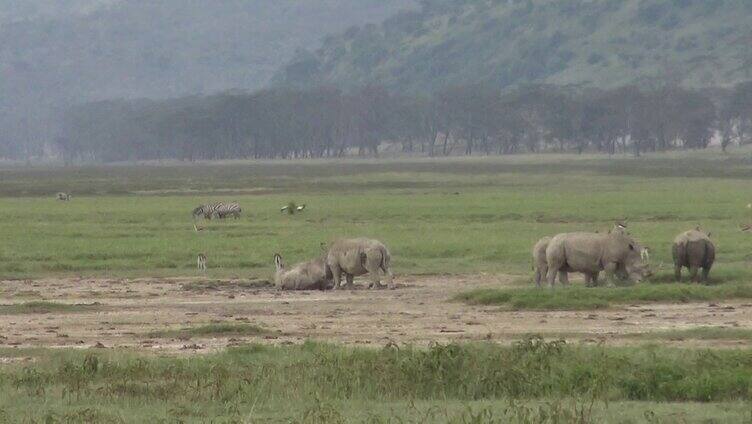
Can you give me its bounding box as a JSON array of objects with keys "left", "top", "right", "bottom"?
[
  {"left": 2, "top": 150, "right": 752, "bottom": 422},
  {"left": 1, "top": 150, "right": 752, "bottom": 281}
]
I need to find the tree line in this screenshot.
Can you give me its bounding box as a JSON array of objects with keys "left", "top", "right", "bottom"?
[{"left": 56, "top": 82, "right": 752, "bottom": 162}]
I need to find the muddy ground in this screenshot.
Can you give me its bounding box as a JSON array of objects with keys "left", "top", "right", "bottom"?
[{"left": 1, "top": 275, "right": 751, "bottom": 354}]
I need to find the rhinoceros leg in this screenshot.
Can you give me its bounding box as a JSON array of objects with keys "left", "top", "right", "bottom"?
[
  {"left": 674, "top": 265, "right": 682, "bottom": 282},
  {"left": 330, "top": 263, "right": 342, "bottom": 290},
  {"left": 345, "top": 273, "right": 356, "bottom": 289},
  {"left": 383, "top": 265, "right": 394, "bottom": 290},
  {"left": 603, "top": 262, "right": 618, "bottom": 286},
  {"left": 688, "top": 265, "right": 700, "bottom": 283},
  {"left": 545, "top": 265, "right": 560, "bottom": 288},
  {"left": 558, "top": 271, "right": 569, "bottom": 286},
  {"left": 584, "top": 272, "right": 599, "bottom": 287},
  {"left": 363, "top": 252, "right": 385, "bottom": 289},
  {"left": 367, "top": 272, "right": 383, "bottom": 290}
]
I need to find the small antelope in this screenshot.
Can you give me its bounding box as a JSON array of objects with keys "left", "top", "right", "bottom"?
[{"left": 197, "top": 254, "right": 207, "bottom": 271}]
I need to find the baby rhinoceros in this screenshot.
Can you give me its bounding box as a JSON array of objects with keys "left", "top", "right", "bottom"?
[
  {"left": 672, "top": 228, "right": 715, "bottom": 283},
  {"left": 326, "top": 238, "right": 394, "bottom": 290},
  {"left": 273, "top": 254, "right": 332, "bottom": 291}
]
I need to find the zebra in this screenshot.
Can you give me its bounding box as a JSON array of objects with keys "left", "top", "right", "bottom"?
[
  {"left": 56, "top": 192, "right": 71, "bottom": 201},
  {"left": 192, "top": 202, "right": 242, "bottom": 220},
  {"left": 197, "top": 254, "right": 207, "bottom": 271}
]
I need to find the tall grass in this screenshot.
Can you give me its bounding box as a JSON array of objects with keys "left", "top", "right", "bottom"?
[{"left": 2, "top": 341, "right": 752, "bottom": 421}]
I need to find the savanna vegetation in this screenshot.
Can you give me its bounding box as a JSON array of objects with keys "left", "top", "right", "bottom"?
[
  {"left": 2, "top": 151, "right": 752, "bottom": 422},
  {"left": 2, "top": 340, "right": 752, "bottom": 422},
  {"left": 1, "top": 150, "right": 752, "bottom": 281}
]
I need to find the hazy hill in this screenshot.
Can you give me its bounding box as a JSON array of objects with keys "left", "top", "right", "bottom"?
[
  {"left": 0, "top": 0, "right": 411, "bottom": 101},
  {"left": 0, "top": 0, "right": 413, "bottom": 157},
  {"left": 275, "top": 0, "right": 752, "bottom": 92},
  {"left": 0, "top": 0, "right": 117, "bottom": 23}
]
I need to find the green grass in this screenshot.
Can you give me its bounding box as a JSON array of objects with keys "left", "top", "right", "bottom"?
[
  {"left": 1, "top": 149, "right": 752, "bottom": 280},
  {"left": 0, "top": 301, "right": 102, "bottom": 315},
  {"left": 2, "top": 340, "right": 752, "bottom": 422},
  {"left": 455, "top": 282, "right": 752, "bottom": 310},
  {"left": 146, "top": 323, "right": 267, "bottom": 339},
  {"left": 4, "top": 151, "right": 752, "bottom": 421}
]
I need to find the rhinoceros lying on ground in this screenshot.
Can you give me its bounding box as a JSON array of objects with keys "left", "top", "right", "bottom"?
[{"left": 274, "top": 254, "right": 332, "bottom": 290}]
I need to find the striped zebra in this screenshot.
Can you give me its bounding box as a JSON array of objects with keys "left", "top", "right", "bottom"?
[{"left": 192, "top": 202, "right": 242, "bottom": 220}]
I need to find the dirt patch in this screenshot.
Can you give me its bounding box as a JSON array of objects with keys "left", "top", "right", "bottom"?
[{"left": 0, "top": 275, "right": 751, "bottom": 353}]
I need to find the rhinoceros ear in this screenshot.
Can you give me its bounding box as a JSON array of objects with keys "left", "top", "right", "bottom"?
[{"left": 629, "top": 243, "right": 635, "bottom": 250}]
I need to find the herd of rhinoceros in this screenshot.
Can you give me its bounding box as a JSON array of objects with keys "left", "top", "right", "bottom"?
[
  {"left": 274, "top": 225, "right": 715, "bottom": 291},
  {"left": 533, "top": 224, "right": 715, "bottom": 288}
]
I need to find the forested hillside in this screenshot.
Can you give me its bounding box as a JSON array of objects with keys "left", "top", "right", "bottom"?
[
  {"left": 276, "top": 0, "right": 752, "bottom": 92},
  {"left": 57, "top": 81, "right": 752, "bottom": 162}
]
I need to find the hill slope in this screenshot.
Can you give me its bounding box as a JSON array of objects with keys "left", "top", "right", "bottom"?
[
  {"left": 0, "top": 0, "right": 411, "bottom": 101},
  {"left": 275, "top": 0, "right": 752, "bottom": 92}
]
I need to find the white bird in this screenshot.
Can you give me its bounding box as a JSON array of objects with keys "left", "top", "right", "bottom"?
[
  {"left": 280, "top": 206, "right": 291, "bottom": 213},
  {"left": 296, "top": 204, "right": 306, "bottom": 212}
]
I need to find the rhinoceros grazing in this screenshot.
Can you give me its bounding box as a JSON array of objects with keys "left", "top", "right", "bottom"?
[
  {"left": 672, "top": 228, "right": 715, "bottom": 282},
  {"left": 545, "top": 231, "right": 651, "bottom": 288}
]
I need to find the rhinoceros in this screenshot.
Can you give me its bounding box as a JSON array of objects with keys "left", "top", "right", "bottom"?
[
  {"left": 274, "top": 254, "right": 333, "bottom": 291},
  {"left": 532, "top": 237, "right": 556, "bottom": 287},
  {"left": 672, "top": 228, "right": 715, "bottom": 282},
  {"left": 545, "top": 231, "right": 651, "bottom": 287},
  {"left": 326, "top": 238, "right": 394, "bottom": 290}
]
